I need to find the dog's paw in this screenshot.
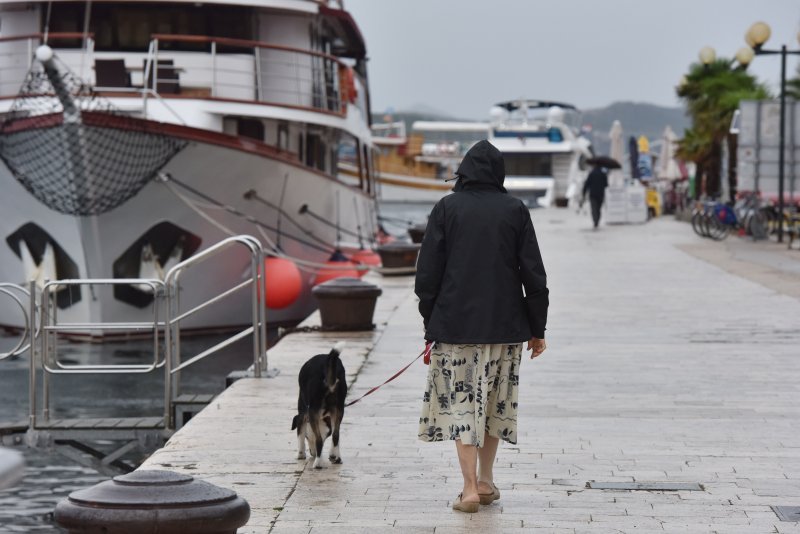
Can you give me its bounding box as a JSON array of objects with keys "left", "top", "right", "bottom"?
[
  {"left": 313, "top": 457, "right": 324, "bottom": 469},
  {"left": 296, "top": 451, "right": 306, "bottom": 460},
  {"left": 329, "top": 455, "right": 342, "bottom": 465}
]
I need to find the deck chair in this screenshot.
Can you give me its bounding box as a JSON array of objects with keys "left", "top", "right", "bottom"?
[
  {"left": 144, "top": 59, "right": 180, "bottom": 94},
  {"left": 94, "top": 59, "right": 131, "bottom": 89}
]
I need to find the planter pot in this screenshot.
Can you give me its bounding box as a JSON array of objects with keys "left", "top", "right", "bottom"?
[{"left": 312, "top": 277, "right": 382, "bottom": 331}]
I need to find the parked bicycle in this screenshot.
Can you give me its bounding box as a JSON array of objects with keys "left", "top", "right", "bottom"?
[{"left": 691, "top": 192, "right": 768, "bottom": 241}]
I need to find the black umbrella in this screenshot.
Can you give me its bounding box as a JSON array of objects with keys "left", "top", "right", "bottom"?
[{"left": 586, "top": 155, "right": 622, "bottom": 169}]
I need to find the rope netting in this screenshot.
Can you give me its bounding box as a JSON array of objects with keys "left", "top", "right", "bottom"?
[{"left": 0, "top": 55, "right": 186, "bottom": 216}]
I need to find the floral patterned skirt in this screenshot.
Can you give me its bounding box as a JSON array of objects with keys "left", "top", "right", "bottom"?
[{"left": 418, "top": 342, "right": 522, "bottom": 447}]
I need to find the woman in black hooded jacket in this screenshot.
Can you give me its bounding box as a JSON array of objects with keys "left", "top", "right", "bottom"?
[{"left": 415, "top": 140, "right": 549, "bottom": 513}]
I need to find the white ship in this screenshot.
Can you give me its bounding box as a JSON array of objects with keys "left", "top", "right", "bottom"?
[
  {"left": 488, "top": 100, "right": 593, "bottom": 207},
  {"left": 371, "top": 101, "right": 592, "bottom": 207},
  {"left": 0, "top": 0, "right": 378, "bottom": 335}
]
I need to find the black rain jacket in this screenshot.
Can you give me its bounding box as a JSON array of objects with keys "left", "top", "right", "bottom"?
[
  {"left": 414, "top": 140, "right": 549, "bottom": 343},
  {"left": 583, "top": 167, "right": 609, "bottom": 199}
]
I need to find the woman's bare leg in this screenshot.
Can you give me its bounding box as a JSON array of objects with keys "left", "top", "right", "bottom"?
[
  {"left": 454, "top": 439, "right": 480, "bottom": 503},
  {"left": 478, "top": 432, "right": 499, "bottom": 493}
]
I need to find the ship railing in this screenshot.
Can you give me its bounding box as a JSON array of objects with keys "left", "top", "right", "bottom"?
[
  {"left": 162, "top": 235, "right": 266, "bottom": 430},
  {"left": 0, "top": 33, "right": 94, "bottom": 97},
  {"left": 147, "top": 34, "right": 347, "bottom": 115},
  {"left": 0, "top": 32, "right": 365, "bottom": 121}
]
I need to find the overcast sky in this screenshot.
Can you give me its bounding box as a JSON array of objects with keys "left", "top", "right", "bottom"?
[{"left": 346, "top": 0, "right": 800, "bottom": 118}]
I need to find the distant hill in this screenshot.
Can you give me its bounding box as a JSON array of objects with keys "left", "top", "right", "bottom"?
[
  {"left": 372, "top": 101, "right": 690, "bottom": 155},
  {"left": 582, "top": 101, "right": 690, "bottom": 155}
]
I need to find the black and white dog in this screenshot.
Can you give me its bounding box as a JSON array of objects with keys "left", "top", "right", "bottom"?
[{"left": 291, "top": 341, "right": 347, "bottom": 469}]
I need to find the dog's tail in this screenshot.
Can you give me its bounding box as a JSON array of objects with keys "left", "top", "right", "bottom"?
[
  {"left": 325, "top": 342, "right": 345, "bottom": 392},
  {"left": 329, "top": 341, "right": 346, "bottom": 358}
]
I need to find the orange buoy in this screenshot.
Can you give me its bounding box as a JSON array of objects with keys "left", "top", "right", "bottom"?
[
  {"left": 264, "top": 256, "right": 302, "bottom": 309},
  {"left": 313, "top": 250, "right": 361, "bottom": 286},
  {"left": 350, "top": 248, "right": 382, "bottom": 268}
]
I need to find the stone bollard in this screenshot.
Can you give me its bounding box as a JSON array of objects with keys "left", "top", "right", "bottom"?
[
  {"left": 407, "top": 223, "right": 427, "bottom": 244},
  {"left": 54, "top": 470, "right": 250, "bottom": 534},
  {"left": 375, "top": 242, "right": 421, "bottom": 273},
  {"left": 312, "top": 277, "right": 382, "bottom": 331}
]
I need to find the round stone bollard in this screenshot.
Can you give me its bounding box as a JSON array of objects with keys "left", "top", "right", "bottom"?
[
  {"left": 407, "top": 223, "right": 427, "bottom": 244},
  {"left": 54, "top": 470, "right": 250, "bottom": 534},
  {"left": 312, "top": 277, "right": 382, "bottom": 331},
  {"left": 375, "top": 242, "right": 421, "bottom": 273}
]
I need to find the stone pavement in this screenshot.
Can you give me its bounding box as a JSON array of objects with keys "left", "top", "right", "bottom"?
[{"left": 142, "top": 210, "right": 800, "bottom": 533}]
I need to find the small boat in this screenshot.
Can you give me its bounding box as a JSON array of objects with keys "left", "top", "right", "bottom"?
[{"left": 372, "top": 120, "right": 487, "bottom": 203}]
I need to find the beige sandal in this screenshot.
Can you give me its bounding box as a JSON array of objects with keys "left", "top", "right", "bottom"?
[
  {"left": 478, "top": 483, "right": 500, "bottom": 505},
  {"left": 452, "top": 493, "right": 480, "bottom": 513}
]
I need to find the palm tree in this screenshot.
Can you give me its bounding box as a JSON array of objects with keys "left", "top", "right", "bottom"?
[
  {"left": 676, "top": 58, "right": 769, "bottom": 200},
  {"left": 787, "top": 64, "right": 800, "bottom": 100}
]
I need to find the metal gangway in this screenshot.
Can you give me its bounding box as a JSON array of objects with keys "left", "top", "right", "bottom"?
[{"left": 0, "top": 235, "right": 268, "bottom": 475}]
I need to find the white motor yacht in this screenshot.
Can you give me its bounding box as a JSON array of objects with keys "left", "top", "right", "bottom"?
[{"left": 0, "top": 0, "right": 378, "bottom": 336}]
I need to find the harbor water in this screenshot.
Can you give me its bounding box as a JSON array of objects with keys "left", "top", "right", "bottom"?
[{"left": 0, "top": 333, "right": 261, "bottom": 532}]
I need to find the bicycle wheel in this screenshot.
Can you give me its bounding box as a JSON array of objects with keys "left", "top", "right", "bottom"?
[
  {"left": 691, "top": 211, "right": 706, "bottom": 237},
  {"left": 707, "top": 215, "right": 730, "bottom": 240}
]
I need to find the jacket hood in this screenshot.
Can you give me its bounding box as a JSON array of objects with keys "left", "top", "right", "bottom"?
[{"left": 453, "top": 140, "right": 506, "bottom": 193}]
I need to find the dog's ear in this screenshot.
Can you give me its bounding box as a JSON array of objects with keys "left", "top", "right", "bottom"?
[{"left": 291, "top": 414, "right": 302, "bottom": 430}]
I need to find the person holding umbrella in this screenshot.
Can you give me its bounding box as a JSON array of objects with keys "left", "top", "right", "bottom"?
[{"left": 582, "top": 156, "right": 619, "bottom": 229}]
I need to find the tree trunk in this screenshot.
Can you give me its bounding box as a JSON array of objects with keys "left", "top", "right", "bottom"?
[
  {"left": 727, "top": 134, "right": 738, "bottom": 202},
  {"left": 706, "top": 140, "right": 723, "bottom": 198},
  {"left": 693, "top": 161, "right": 705, "bottom": 200}
]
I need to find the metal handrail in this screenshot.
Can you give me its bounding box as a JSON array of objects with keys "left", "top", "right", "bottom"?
[
  {"left": 163, "top": 235, "right": 266, "bottom": 429},
  {"left": 0, "top": 283, "right": 35, "bottom": 360},
  {"left": 40, "top": 279, "right": 164, "bottom": 375}
]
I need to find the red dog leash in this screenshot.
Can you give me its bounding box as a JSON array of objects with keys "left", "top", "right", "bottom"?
[{"left": 345, "top": 341, "right": 433, "bottom": 407}]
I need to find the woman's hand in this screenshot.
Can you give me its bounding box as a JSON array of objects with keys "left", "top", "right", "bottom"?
[{"left": 526, "top": 337, "right": 546, "bottom": 359}]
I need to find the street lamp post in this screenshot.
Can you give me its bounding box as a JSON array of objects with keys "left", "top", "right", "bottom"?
[{"left": 737, "top": 22, "right": 800, "bottom": 243}]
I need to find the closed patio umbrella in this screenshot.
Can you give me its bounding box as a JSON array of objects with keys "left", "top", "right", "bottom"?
[
  {"left": 657, "top": 125, "right": 682, "bottom": 180},
  {"left": 608, "top": 120, "right": 624, "bottom": 186}
]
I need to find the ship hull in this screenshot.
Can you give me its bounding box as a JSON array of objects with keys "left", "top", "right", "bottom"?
[{"left": 0, "top": 124, "right": 375, "bottom": 336}]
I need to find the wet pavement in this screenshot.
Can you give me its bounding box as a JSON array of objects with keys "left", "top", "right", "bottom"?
[{"left": 138, "top": 210, "right": 800, "bottom": 533}]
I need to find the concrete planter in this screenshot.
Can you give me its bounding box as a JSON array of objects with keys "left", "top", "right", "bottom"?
[
  {"left": 376, "top": 242, "right": 421, "bottom": 273},
  {"left": 312, "top": 277, "right": 382, "bottom": 331}
]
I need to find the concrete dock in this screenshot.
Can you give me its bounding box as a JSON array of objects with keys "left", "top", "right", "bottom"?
[{"left": 141, "top": 210, "right": 800, "bottom": 533}]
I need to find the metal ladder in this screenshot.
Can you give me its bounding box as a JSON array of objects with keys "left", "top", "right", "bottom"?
[{"left": 0, "top": 235, "right": 267, "bottom": 475}]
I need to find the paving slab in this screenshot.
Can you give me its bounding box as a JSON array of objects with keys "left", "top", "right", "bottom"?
[{"left": 142, "top": 210, "right": 800, "bottom": 532}]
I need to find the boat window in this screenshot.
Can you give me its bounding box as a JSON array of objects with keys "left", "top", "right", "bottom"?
[
  {"left": 305, "top": 133, "right": 327, "bottom": 172},
  {"left": 46, "top": 2, "right": 255, "bottom": 51},
  {"left": 503, "top": 153, "right": 553, "bottom": 176},
  {"left": 237, "top": 119, "right": 265, "bottom": 142},
  {"left": 334, "top": 132, "right": 363, "bottom": 190}
]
